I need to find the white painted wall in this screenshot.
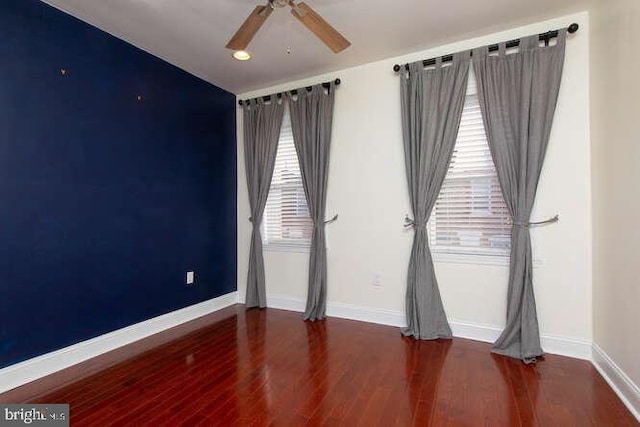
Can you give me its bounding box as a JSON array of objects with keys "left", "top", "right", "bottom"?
[
  {"left": 237, "top": 12, "right": 592, "bottom": 345},
  {"left": 591, "top": 0, "right": 640, "bottom": 388}
]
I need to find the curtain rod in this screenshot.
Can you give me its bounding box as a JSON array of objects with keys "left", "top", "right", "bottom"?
[
  {"left": 392, "top": 23, "right": 579, "bottom": 73},
  {"left": 238, "top": 78, "right": 341, "bottom": 106}
]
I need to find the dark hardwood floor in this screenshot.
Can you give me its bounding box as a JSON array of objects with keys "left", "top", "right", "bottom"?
[{"left": 8, "top": 305, "right": 639, "bottom": 425}]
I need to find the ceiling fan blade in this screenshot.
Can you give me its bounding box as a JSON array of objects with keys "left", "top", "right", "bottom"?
[
  {"left": 225, "top": 5, "right": 273, "bottom": 51},
  {"left": 290, "top": 2, "right": 351, "bottom": 53}
]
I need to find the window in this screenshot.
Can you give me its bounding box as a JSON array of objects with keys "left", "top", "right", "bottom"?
[
  {"left": 428, "top": 70, "right": 511, "bottom": 257},
  {"left": 262, "top": 106, "right": 313, "bottom": 249}
]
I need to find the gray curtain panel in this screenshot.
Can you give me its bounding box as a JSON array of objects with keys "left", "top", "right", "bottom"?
[
  {"left": 287, "top": 83, "right": 336, "bottom": 321},
  {"left": 400, "top": 54, "right": 470, "bottom": 339},
  {"left": 243, "top": 95, "right": 285, "bottom": 308},
  {"left": 472, "top": 32, "right": 566, "bottom": 362}
]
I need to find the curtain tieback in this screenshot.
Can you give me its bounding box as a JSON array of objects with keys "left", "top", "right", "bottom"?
[
  {"left": 511, "top": 214, "right": 559, "bottom": 228},
  {"left": 324, "top": 214, "right": 339, "bottom": 224},
  {"left": 404, "top": 215, "right": 426, "bottom": 229}
]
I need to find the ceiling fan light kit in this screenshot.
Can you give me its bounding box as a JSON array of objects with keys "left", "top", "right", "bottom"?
[
  {"left": 232, "top": 50, "right": 252, "bottom": 61},
  {"left": 225, "top": 0, "right": 351, "bottom": 55}
]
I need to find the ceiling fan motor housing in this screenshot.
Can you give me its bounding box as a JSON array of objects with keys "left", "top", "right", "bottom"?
[{"left": 269, "top": 0, "right": 291, "bottom": 9}]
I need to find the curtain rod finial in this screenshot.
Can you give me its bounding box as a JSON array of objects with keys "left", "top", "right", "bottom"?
[
  {"left": 568, "top": 23, "right": 579, "bottom": 33},
  {"left": 393, "top": 64, "right": 401, "bottom": 72}
]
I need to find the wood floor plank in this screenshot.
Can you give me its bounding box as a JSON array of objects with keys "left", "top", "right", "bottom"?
[{"left": 0, "top": 306, "right": 634, "bottom": 426}]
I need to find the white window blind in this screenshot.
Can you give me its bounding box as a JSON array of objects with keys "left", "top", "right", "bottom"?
[
  {"left": 262, "top": 107, "right": 312, "bottom": 248},
  {"left": 428, "top": 87, "right": 511, "bottom": 256}
]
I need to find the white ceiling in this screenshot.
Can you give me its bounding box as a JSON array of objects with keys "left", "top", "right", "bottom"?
[{"left": 41, "top": 0, "right": 591, "bottom": 94}]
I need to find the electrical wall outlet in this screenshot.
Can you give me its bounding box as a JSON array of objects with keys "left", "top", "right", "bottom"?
[
  {"left": 186, "top": 271, "right": 195, "bottom": 285},
  {"left": 372, "top": 273, "right": 382, "bottom": 288}
]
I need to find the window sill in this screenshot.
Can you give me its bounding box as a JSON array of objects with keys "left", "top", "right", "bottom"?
[
  {"left": 263, "top": 243, "right": 310, "bottom": 254},
  {"left": 431, "top": 251, "right": 543, "bottom": 267},
  {"left": 432, "top": 251, "right": 508, "bottom": 266}
]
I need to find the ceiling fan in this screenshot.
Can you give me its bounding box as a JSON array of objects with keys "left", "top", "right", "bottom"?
[{"left": 225, "top": 0, "right": 351, "bottom": 54}]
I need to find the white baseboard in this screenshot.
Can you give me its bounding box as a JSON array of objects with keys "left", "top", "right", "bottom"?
[
  {"left": 328, "top": 301, "right": 406, "bottom": 327},
  {"left": 592, "top": 343, "right": 640, "bottom": 422},
  {"left": 0, "top": 292, "right": 238, "bottom": 394},
  {"left": 448, "top": 319, "right": 502, "bottom": 343},
  {"left": 266, "top": 294, "right": 304, "bottom": 314},
  {"left": 540, "top": 333, "right": 593, "bottom": 360},
  {"left": 266, "top": 294, "right": 592, "bottom": 360}
]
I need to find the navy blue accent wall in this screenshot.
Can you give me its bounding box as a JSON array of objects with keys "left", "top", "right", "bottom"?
[{"left": 0, "top": 0, "right": 237, "bottom": 368}]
